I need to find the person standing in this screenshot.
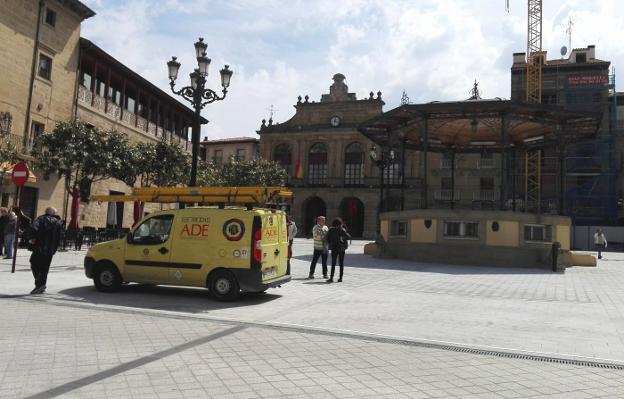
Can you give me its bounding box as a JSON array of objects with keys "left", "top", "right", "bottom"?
[
  {"left": 308, "top": 216, "right": 328, "bottom": 279},
  {"left": 326, "top": 218, "right": 351, "bottom": 283},
  {"left": 0, "top": 208, "right": 8, "bottom": 256},
  {"left": 594, "top": 228, "right": 607, "bottom": 260},
  {"left": 28, "top": 207, "right": 62, "bottom": 294},
  {"left": 286, "top": 216, "right": 297, "bottom": 274},
  {"left": 3, "top": 210, "right": 17, "bottom": 259}
]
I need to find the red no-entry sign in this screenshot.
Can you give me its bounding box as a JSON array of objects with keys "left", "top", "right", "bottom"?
[{"left": 11, "top": 162, "right": 29, "bottom": 186}]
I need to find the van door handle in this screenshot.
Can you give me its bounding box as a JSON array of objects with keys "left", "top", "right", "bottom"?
[
  {"left": 159, "top": 247, "right": 169, "bottom": 254},
  {"left": 274, "top": 249, "right": 280, "bottom": 256}
]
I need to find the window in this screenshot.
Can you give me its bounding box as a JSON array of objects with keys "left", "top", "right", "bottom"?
[
  {"left": 131, "top": 215, "right": 174, "bottom": 245},
  {"left": 308, "top": 143, "right": 328, "bottom": 186},
  {"left": 31, "top": 122, "right": 44, "bottom": 140},
  {"left": 80, "top": 70, "right": 92, "bottom": 89},
  {"left": 273, "top": 143, "right": 292, "bottom": 174},
  {"left": 390, "top": 221, "right": 408, "bottom": 237},
  {"left": 542, "top": 94, "right": 557, "bottom": 104},
  {"left": 443, "top": 221, "right": 479, "bottom": 239},
  {"left": 524, "top": 224, "right": 552, "bottom": 242},
  {"left": 576, "top": 53, "right": 587, "bottom": 63},
  {"left": 44, "top": 8, "right": 56, "bottom": 27},
  {"left": 441, "top": 177, "right": 453, "bottom": 190},
  {"left": 236, "top": 148, "right": 246, "bottom": 161},
  {"left": 38, "top": 54, "right": 52, "bottom": 80},
  {"left": 384, "top": 162, "right": 402, "bottom": 185},
  {"left": 344, "top": 142, "right": 364, "bottom": 186},
  {"left": 480, "top": 177, "right": 494, "bottom": 191},
  {"left": 213, "top": 149, "right": 223, "bottom": 164}
]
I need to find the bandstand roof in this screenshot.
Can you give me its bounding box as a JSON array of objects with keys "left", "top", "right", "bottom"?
[{"left": 358, "top": 99, "right": 603, "bottom": 153}]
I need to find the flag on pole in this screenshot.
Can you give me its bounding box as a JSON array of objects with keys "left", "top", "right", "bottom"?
[{"left": 294, "top": 159, "right": 303, "bottom": 179}]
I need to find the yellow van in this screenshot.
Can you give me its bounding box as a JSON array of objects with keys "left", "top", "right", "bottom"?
[{"left": 84, "top": 207, "right": 290, "bottom": 301}]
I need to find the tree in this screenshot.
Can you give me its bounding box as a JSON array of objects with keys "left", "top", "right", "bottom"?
[
  {"left": 124, "top": 139, "right": 190, "bottom": 188},
  {"left": 197, "top": 158, "right": 287, "bottom": 187},
  {"left": 0, "top": 139, "right": 19, "bottom": 196},
  {"left": 31, "top": 120, "right": 132, "bottom": 228}
]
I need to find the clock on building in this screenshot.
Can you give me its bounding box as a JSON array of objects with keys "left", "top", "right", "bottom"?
[{"left": 330, "top": 115, "right": 341, "bottom": 127}]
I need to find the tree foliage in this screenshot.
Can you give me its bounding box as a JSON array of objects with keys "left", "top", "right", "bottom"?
[
  {"left": 124, "top": 139, "right": 191, "bottom": 188},
  {"left": 197, "top": 158, "right": 287, "bottom": 187},
  {"left": 31, "top": 120, "right": 131, "bottom": 197}
]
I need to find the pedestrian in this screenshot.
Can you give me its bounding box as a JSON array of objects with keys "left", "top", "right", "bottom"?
[
  {"left": 308, "top": 216, "right": 328, "bottom": 279},
  {"left": 594, "top": 228, "right": 607, "bottom": 260},
  {"left": 27, "top": 207, "right": 62, "bottom": 294},
  {"left": 3, "top": 209, "right": 17, "bottom": 259},
  {"left": 287, "top": 215, "right": 297, "bottom": 274},
  {"left": 326, "top": 217, "right": 351, "bottom": 283},
  {"left": 0, "top": 207, "right": 8, "bottom": 256}
]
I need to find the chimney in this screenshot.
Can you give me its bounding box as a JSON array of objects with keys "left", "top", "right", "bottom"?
[
  {"left": 513, "top": 52, "right": 526, "bottom": 65},
  {"left": 588, "top": 45, "right": 596, "bottom": 60}
]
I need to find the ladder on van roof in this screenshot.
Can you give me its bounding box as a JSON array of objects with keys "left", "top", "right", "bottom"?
[{"left": 91, "top": 186, "right": 293, "bottom": 205}]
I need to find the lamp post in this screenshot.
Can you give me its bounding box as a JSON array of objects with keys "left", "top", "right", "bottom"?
[
  {"left": 167, "top": 37, "right": 233, "bottom": 187},
  {"left": 369, "top": 145, "right": 395, "bottom": 237}
]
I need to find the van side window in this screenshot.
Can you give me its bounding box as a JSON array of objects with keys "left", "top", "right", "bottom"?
[{"left": 131, "top": 215, "right": 174, "bottom": 245}]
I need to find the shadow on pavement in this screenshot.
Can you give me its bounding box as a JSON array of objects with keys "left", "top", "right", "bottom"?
[
  {"left": 58, "top": 284, "right": 281, "bottom": 314},
  {"left": 293, "top": 253, "right": 552, "bottom": 275}
]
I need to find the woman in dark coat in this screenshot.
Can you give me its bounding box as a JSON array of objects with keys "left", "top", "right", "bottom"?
[{"left": 326, "top": 218, "right": 351, "bottom": 283}]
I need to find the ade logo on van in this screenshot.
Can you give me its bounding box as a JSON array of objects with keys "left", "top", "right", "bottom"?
[{"left": 180, "top": 216, "right": 212, "bottom": 239}]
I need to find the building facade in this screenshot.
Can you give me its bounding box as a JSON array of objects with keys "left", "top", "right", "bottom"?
[
  {"left": 0, "top": 0, "right": 195, "bottom": 227},
  {"left": 200, "top": 136, "right": 259, "bottom": 164},
  {"left": 511, "top": 45, "right": 619, "bottom": 225}
]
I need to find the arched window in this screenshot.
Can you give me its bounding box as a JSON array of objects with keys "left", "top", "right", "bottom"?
[
  {"left": 344, "top": 142, "right": 364, "bottom": 186},
  {"left": 308, "top": 143, "right": 328, "bottom": 186},
  {"left": 273, "top": 143, "right": 292, "bottom": 174}
]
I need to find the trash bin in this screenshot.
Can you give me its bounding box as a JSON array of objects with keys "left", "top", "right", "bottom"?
[{"left": 551, "top": 241, "right": 561, "bottom": 272}]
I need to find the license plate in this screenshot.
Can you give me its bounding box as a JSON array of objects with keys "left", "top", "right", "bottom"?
[{"left": 262, "top": 267, "right": 277, "bottom": 279}]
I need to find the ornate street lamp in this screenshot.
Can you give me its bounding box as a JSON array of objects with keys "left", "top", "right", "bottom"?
[
  {"left": 369, "top": 145, "right": 395, "bottom": 237},
  {"left": 167, "top": 37, "right": 233, "bottom": 187}
]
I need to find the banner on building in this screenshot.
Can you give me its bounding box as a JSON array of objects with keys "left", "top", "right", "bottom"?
[{"left": 568, "top": 75, "right": 609, "bottom": 86}]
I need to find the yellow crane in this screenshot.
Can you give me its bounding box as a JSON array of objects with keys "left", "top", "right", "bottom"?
[{"left": 507, "top": 0, "right": 543, "bottom": 211}]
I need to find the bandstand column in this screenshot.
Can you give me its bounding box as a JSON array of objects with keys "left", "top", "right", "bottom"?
[
  {"left": 422, "top": 116, "right": 429, "bottom": 209},
  {"left": 450, "top": 147, "right": 455, "bottom": 210},
  {"left": 499, "top": 114, "right": 507, "bottom": 211}
]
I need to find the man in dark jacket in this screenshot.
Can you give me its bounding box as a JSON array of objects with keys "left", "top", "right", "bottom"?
[{"left": 28, "top": 207, "right": 62, "bottom": 294}]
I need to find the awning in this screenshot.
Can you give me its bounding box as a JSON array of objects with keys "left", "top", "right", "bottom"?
[{"left": 0, "top": 162, "right": 37, "bottom": 183}]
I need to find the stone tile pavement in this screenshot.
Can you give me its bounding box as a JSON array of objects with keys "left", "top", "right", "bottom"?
[
  {"left": 1, "top": 299, "right": 623, "bottom": 399},
  {"left": 2, "top": 239, "right": 624, "bottom": 397}
]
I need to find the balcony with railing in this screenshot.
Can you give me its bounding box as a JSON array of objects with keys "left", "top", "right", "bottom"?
[
  {"left": 77, "top": 85, "right": 191, "bottom": 149},
  {"left": 477, "top": 158, "right": 495, "bottom": 169},
  {"left": 472, "top": 190, "right": 499, "bottom": 201},
  {"left": 434, "top": 189, "right": 460, "bottom": 201}
]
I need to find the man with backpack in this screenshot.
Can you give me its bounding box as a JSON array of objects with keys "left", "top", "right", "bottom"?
[{"left": 27, "top": 207, "right": 62, "bottom": 294}]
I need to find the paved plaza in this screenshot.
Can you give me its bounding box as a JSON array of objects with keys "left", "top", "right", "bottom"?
[{"left": 1, "top": 239, "right": 624, "bottom": 398}]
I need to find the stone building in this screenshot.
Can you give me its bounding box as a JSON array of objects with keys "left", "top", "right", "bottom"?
[
  {"left": 511, "top": 45, "right": 618, "bottom": 225},
  {"left": 258, "top": 74, "right": 508, "bottom": 238},
  {"left": 200, "top": 136, "right": 259, "bottom": 164},
  {"left": 0, "top": 0, "right": 95, "bottom": 219},
  {"left": 0, "top": 0, "right": 197, "bottom": 227}
]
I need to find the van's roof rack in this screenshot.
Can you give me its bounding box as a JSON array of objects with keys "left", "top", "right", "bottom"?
[{"left": 91, "top": 186, "right": 293, "bottom": 205}]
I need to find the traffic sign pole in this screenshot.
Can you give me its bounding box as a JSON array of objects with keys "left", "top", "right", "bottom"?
[{"left": 10, "top": 163, "right": 29, "bottom": 274}]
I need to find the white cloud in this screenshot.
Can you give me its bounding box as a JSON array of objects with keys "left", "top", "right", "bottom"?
[{"left": 80, "top": 0, "right": 624, "bottom": 139}]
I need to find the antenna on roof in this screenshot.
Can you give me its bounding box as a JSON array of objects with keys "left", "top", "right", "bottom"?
[
  {"left": 566, "top": 17, "right": 573, "bottom": 54},
  {"left": 267, "top": 104, "right": 278, "bottom": 120},
  {"left": 468, "top": 80, "right": 481, "bottom": 100},
  {"left": 401, "top": 90, "right": 410, "bottom": 105}
]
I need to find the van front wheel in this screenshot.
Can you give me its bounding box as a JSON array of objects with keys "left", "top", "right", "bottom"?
[
  {"left": 209, "top": 270, "right": 240, "bottom": 301},
  {"left": 94, "top": 263, "right": 122, "bottom": 293}
]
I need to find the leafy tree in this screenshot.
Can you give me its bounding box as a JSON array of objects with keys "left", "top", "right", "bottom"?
[
  {"left": 31, "top": 120, "right": 133, "bottom": 228},
  {"left": 197, "top": 158, "right": 287, "bottom": 187},
  {"left": 0, "top": 139, "right": 19, "bottom": 196},
  {"left": 124, "top": 139, "right": 190, "bottom": 188}
]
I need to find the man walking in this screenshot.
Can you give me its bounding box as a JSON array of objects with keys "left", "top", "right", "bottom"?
[
  {"left": 594, "top": 228, "right": 607, "bottom": 260},
  {"left": 28, "top": 207, "right": 62, "bottom": 294},
  {"left": 308, "top": 216, "right": 328, "bottom": 279},
  {"left": 286, "top": 215, "right": 297, "bottom": 274}
]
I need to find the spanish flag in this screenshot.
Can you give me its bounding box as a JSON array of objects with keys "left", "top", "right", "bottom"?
[{"left": 294, "top": 159, "right": 303, "bottom": 179}]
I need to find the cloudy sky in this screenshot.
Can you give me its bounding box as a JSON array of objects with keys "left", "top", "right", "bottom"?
[{"left": 80, "top": 0, "right": 624, "bottom": 140}]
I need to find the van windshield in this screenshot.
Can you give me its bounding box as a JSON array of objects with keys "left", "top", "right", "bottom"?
[{"left": 132, "top": 215, "right": 174, "bottom": 245}]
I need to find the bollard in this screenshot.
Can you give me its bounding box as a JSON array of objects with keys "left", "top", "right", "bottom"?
[{"left": 551, "top": 241, "right": 561, "bottom": 272}]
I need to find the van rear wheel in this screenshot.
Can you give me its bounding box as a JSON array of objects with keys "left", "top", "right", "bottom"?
[
  {"left": 94, "top": 263, "right": 122, "bottom": 293},
  {"left": 209, "top": 270, "right": 240, "bottom": 301}
]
